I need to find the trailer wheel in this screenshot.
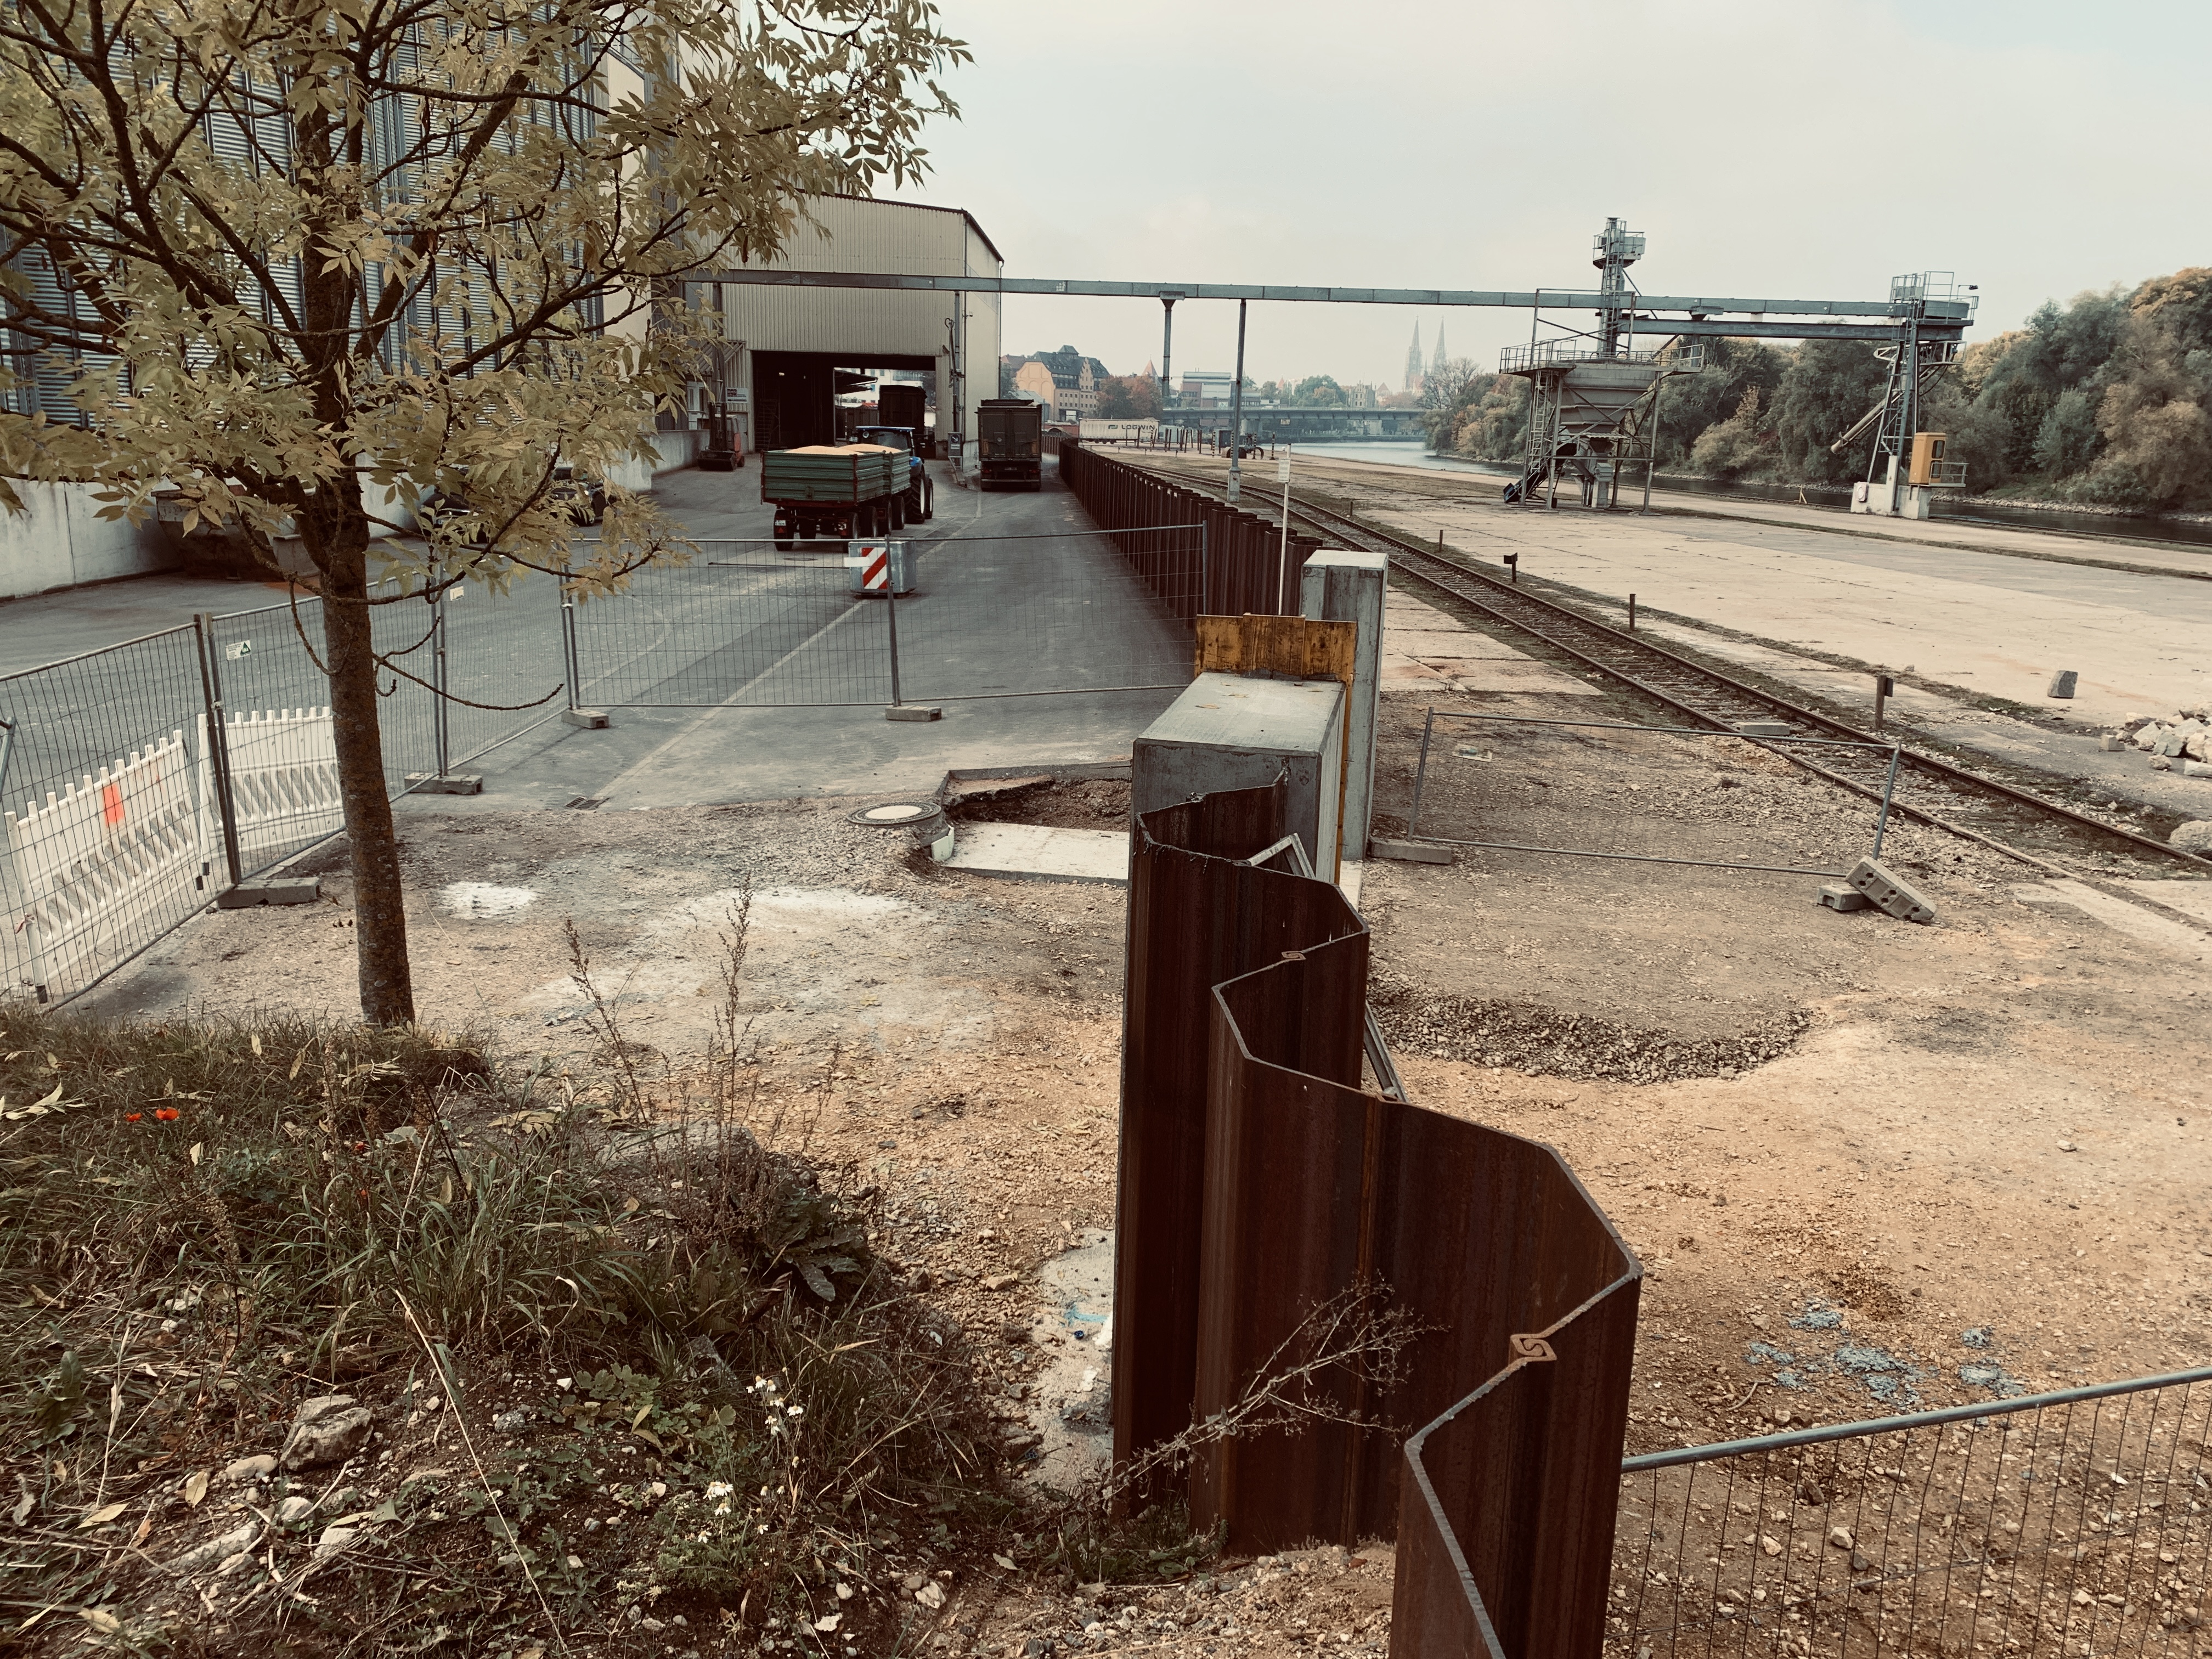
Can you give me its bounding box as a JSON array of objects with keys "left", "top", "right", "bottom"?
[
  {"left": 888, "top": 493, "right": 906, "bottom": 532},
  {"left": 918, "top": 478, "right": 934, "bottom": 521}
]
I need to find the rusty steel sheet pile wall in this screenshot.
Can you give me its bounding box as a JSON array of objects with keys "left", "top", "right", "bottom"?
[
  {"left": 1059, "top": 441, "right": 1319, "bottom": 620},
  {"left": 1116, "top": 785, "right": 1641, "bottom": 1659}
]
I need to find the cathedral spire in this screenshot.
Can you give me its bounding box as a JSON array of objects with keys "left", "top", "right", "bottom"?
[
  {"left": 1431, "top": 321, "right": 1448, "bottom": 376},
  {"left": 1403, "top": 323, "right": 1424, "bottom": 393}
]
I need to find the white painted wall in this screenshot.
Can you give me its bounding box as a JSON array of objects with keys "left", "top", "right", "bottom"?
[
  {"left": 718, "top": 195, "right": 1004, "bottom": 464},
  {"left": 607, "top": 426, "right": 709, "bottom": 492},
  {"left": 0, "top": 481, "right": 175, "bottom": 598}
]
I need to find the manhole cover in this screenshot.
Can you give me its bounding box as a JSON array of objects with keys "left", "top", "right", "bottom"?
[{"left": 849, "top": 800, "right": 937, "bottom": 827}]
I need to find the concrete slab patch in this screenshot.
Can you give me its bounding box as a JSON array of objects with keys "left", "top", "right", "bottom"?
[
  {"left": 438, "top": 881, "right": 537, "bottom": 919},
  {"left": 1020, "top": 1228, "right": 1114, "bottom": 1492},
  {"left": 943, "top": 822, "right": 1128, "bottom": 885},
  {"left": 2012, "top": 880, "right": 2211, "bottom": 957},
  {"left": 2117, "top": 879, "right": 2212, "bottom": 926}
]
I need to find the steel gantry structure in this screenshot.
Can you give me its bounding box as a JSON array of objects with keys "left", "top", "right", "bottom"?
[{"left": 699, "top": 218, "right": 1974, "bottom": 514}]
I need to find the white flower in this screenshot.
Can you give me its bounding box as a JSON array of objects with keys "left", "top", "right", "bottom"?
[
  {"left": 785, "top": 1406, "right": 804, "bottom": 1420},
  {"left": 704, "top": 1481, "right": 733, "bottom": 1500}
]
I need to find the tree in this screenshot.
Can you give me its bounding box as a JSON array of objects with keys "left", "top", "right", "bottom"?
[
  {"left": 0, "top": 0, "right": 967, "bottom": 1023},
  {"left": 1418, "top": 357, "right": 1479, "bottom": 446},
  {"left": 1651, "top": 337, "right": 1783, "bottom": 470},
  {"left": 1765, "top": 340, "right": 1887, "bottom": 483},
  {"left": 1095, "top": 373, "right": 1159, "bottom": 421},
  {"left": 1688, "top": 385, "right": 1770, "bottom": 478},
  {"left": 1289, "top": 374, "right": 1345, "bottom": 408}
]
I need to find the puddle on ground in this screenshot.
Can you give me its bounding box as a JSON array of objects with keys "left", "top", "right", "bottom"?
[{"left": 439, "top": 882, "right": 538, "bottom": 919}]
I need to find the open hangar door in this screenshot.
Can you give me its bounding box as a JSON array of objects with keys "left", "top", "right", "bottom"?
[{"left": 750, "top": 352, "right": 935, "bottom": 452}]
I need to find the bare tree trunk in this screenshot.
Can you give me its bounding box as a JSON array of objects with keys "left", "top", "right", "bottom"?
[{"left": 320, "top": 531, "right": 416, "bottom": 1026}]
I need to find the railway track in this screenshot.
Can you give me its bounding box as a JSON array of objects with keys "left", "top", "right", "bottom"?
[{"left": 1132, "top": 459, "right": 2212, "bottom": 889}]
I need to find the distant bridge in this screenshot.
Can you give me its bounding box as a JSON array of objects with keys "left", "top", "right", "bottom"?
[{"left": 1157, "top": 406, "right": 1431, "bottom": 436}]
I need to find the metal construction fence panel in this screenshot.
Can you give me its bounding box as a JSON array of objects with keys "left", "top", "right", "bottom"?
[
  {"left": 0, "top": 574, "right": 568, "bottom": 1003},
  {"left": 4, "top": 726, "right": 202, "bottom": 1001},
  {"left": 1116, "top": 783, "right": 1641, "bottom": 1657},
  {"left": 893, "top": 527, "right": 1203, "bottom": 702},
  {"left": 1611, "top": 1364, "right": 2212, "bottom": 1659},
  {"left": 568, "top": 545, "right": 893, "bottom": 709},
  {"left": 1058, "top": 438, "right": 1319, "bottom": 619},
  {"left": 1405, "top": 710, "right": 1908, "bottom": 881},
  {"left": 566, "top": 529, "right": 1207, "bottom": 709}
]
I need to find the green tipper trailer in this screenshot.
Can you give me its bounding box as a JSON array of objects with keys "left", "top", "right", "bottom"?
[{"left": 761, "top": 445, "right": 909, "bottom": 549}]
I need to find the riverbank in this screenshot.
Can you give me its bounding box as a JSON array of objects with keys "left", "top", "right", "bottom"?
[{"left": 1285, "top": 442, "right": 2212, "bottom": 550}]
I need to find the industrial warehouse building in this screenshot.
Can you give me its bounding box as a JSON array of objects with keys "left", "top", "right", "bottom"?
[
  {"left": 0, "top": 194, "right": 1004, "bottom": 595},
  {"left": 700, "top": 195, "right": 1003, "bottom": 464}
]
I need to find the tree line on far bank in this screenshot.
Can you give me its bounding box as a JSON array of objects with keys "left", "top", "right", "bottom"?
[{"left": 1430, "top": 266, "right": 2212, "bottom": 513}]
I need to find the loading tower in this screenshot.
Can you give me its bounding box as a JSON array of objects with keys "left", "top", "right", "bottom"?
[{"left": 1500, "top": 218, "right": 1701, "bottom": 511}]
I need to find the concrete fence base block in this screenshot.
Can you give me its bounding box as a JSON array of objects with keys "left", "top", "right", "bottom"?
[
  {"left": 404, "top": 772, "right": 483, "bottom": 796},
  {"left": 1817, "top": 884, "right": 1871, "bottom": 913},
  {"left": 885, "top": 704, "right": 944, "bottom": 723},
  {"left": 2098, "top": 735, "right": 2127, "bottom": 752},
  {"left": 217, "top": 877, "right": 322, "bottom": 910},
  {"left": 1847, "top": 857, "right": 1938, "bottom": 924},
  {"left": 1371, "top": 838, "right": 1453, "bottom": 865},
  {"left": 2046, "top": 670, "right": 2079, "bottom": 699},
  {"left": 1733, "top": 719, "right": 1796, "bottom": 738},
  {"left": 561, "top": 708, "right": 611, "bottom": 729}
]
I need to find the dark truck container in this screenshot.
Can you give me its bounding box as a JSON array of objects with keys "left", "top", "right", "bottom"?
[
  {"left": 876, "top": 382, "right": 928, "bottom": 452},
  {"left": 761, "top": 444, "right": 907, "bottom": 549},
  {"left": 977, "top": 398, "right": 1043, "bottom": 490}
]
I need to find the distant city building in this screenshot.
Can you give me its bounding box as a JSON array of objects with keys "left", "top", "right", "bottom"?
[
  {"left": 1180, "top": 369, "right": 1234, "bottom": 408},
  {"left": 1003, "top": 345, "right": 1108, "bottom": 420},
  {"left": 1403, "top": 324, "right": 1424, "bottom": 395}
]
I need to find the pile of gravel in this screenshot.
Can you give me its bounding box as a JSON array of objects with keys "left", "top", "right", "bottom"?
[{"left": 1370, "top": 973, "right": 1810, "bottom": 1084}]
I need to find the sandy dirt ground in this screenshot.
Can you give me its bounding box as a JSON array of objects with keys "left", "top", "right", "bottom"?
[{"left": 75, "top": 604, "right": 2212, "bottom": 1656}]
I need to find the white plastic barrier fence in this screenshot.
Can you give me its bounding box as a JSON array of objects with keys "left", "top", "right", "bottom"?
[
  {"left": 4, "top": 730, "right": 208, "bottom": 1000},
  {"left": 199, "top": 706, "right": 343, "bottom": 863}
]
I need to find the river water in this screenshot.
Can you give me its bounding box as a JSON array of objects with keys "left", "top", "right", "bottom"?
[{"left": 1286, "top": 442, "right": 2212, "bottom": 551}]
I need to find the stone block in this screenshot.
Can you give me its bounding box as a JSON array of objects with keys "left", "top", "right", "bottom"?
[
  {"left": 1817, "top": 885, "right": 1871, "bottom": 912},
  {"left": 2186, "top": 760, "right": 2212, "bottom": 779},
  {"left": 1733, "top": 720, "right": 1795, "bottom": 738},
  {"left": 404, "top": 772, "right": 483, "bottom": 795},
  {"left": 885, "top": 704, "right": 944, "bottom": 723},
  {"left": 216, "top": 876, "right": 320, "bottom": 909},
  {"left": 2098, "top": 735, "right": 2126, "bottom": 752},
  {"left": 561, "top": 707, "right": 610, "bottom": 729},
  {"left": 2046, "top": 670, "right": 2078, "bottom": 699},
  {"left": 1847, "top": 857, "right": 1938, "bottom": 925},
  {"left": 1371, "top": 838, "right": 1453, "bottom": 865}
]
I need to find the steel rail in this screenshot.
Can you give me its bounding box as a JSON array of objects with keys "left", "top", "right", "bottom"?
[{"left": 1127, "top": 457, "right": 2211, "bottom": 879}]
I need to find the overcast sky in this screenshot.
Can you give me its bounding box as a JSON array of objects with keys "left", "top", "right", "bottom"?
[{"left": 889, "top": 0, "right": 2212, "bottom": 390}]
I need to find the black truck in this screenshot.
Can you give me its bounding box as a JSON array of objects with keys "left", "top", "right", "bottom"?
[{"left": 977, "top": 398, "right": 1043, "bottom": 490}]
